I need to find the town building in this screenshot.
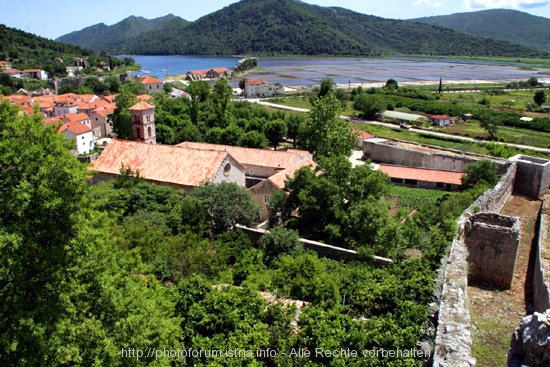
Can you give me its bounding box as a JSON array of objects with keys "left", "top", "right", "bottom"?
[
  {"left": 138, "top": 76, "right": 163, "bottom": 92},
  {"left": 186, "top": 67, "right": 231, "bottom": 81},
  {"left": 244, "top": 79, "right": 284, "bottom": 98},
  {"left": 91, "top": 140, "right": 246, "bottom": 190},
  {"left": 58, "top": 122, "right": 95, "bottom": 155},
  {"left": 176, "top": 142, "right": 312, "bottom": 185},
  {"left": 0, "top": 60, "right": 12, "bottom": 70},
  {"left": 429, "top": 115, "right": 452, "bottom": 126},
  {"left": 373, "top": 163, "right": 464, "bottom": 191},
  {"left": 249, "top": 158, "right": 317, "bottom": 220},
  {"left": 130, "top": 101, "right": 156, "bottom": 144},
  {"left": 22, "top": 69, "right": 48, "bottom": 80}
]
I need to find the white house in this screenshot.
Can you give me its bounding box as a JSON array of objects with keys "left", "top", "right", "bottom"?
[
  {"left": 245, "top": 79, "right": 284, "bottom": 98},
  {"left": 22, "top": 69, "right": 48, "bottom": 80},
  {"left": 58, "top": 122, "right": 95, "bottom": 155}
]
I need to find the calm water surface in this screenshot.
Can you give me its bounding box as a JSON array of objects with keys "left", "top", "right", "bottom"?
[{"left": 128, "top": 55, "right": 544, "bottom": 87}]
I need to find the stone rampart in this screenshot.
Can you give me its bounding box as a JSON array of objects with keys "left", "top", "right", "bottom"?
[
  {"left": 533, "top": 200, "right": 550, "bottom": 313},
  {"left": 433, "top": 163, "right": 518, "bottom": 366},
  {"left": 509, "top": 155, "right": 550, "bottom": 199},
  {"left": 465, "top": 213, "right": 521, "bottom": 289}
]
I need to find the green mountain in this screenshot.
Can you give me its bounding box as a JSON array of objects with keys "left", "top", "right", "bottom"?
[
  {"left": 58, "top": 0, "right": 548, "bottom": 57},
  {"left": 411, "top": 9, "right": 550, "bottom": 51},
  {"left": 56, "top": 14, "right": 185, "bottom": 53},
  {"left": 0, "top": 24, "right": 93, "bottom": 74}
]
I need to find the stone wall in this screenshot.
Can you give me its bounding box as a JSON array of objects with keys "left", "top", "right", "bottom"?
[
  {"left": 533, "top": 200, "right": 550, "bottom": 313},
  {"left": 234, "top": 224, "right": 393, "bottom": 265},
  {"left": 509, "top": 155, "right": 550, "bottom": 199},
  {"left": 433, "top": 163, "right": 518, "bottom": 367},
  {"left": 465, "top": 213, "right": 521, "bottom": 289},
  {"left": 362, "top": 138, "right": 507, "bottom": 173}
]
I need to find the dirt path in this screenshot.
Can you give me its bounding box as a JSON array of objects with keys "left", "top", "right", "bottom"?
[{"left": 468, "top": 195, "right": 541, "bottom": 367}]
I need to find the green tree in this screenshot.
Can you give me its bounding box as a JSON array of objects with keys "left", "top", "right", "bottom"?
[
  {"left": 0, "top": 101, "right": 180, "bottom": 365},
  {"left": 110, "top": 86, "right": 137, "bottom": 140},
  {"left": 285, "top": 113, "right": 304, "bottom": 148},
  {"left": 385, "top": 78, "right": 399, "bottom": 90},
  {"left": 212, "top": 77, "right": 233, "bottom": 128},
  {"left": 534, "top": 90, "right": 547, "bottom": 106},
  {"left": 462, "top": 160, "right": 499, "bottom": 187},
  {"left": 353, "top": 93, "right": 385, "bottom": 119},
  {"left": 318, "top": 77, "right": 335, "bottom": 98},
  {"left": 265, "top": 118, "right": 287, "bottom": 150},
  {"left": 190, "top": 182, "right": 260, "bottom": 233},
  {"left": 186, "top": 80, "right": 210, "bottom": 125},
  {"left": 259, "top": 227, "right": 302, "bottom": 266},
  {"left": 299, "top": 93, "right": 355, "bottom": 159}
]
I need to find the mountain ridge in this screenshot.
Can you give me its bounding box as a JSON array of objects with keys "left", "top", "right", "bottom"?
[
  {"left": 411, "top": 9, "right": 550, "bottom": 51},
  {"left": 56, "top": 0, "right": 549, "bottom": 57}
]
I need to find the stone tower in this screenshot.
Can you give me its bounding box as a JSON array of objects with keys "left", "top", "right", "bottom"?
[{"left": 129, "top": 101, "right": 156, "bottom": 144}]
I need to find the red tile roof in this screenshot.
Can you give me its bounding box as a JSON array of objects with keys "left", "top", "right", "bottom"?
[
  {"left": 92, "top": 140, "right": 237, "bottom": 188},
  {"left": 352, "top": 129, "right": 375, "bottom": 140},
  {"left": 176, "top": 142, "right": 308, "bottom": 170},
  {"left": 58, "top": 122, "right": 92, "bottom": 135},
  {"left": 63, "top": 113, "right": 90, "bottom": 124},
  {"left": 139, "top": 76, "right": 162, "bottom": 84},
  {"left": 246, "top": 79, "right": 264, "bottom": 85},
  {"left": 129, "top": 101, "right": 155, "bottom": 111},
  {"left": 2, "top": 68, "right": 21, "bottom": 74},
  {"left": 377, "top": 164, "right": 464, "bottom": 185},
  {"left": 268, "top": 158, "right": 317, "bottom": 189},
  {"left": 429, "top": 115, "right": 450, "bottom": 120}
]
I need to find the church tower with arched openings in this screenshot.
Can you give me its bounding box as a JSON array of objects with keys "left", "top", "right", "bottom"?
[{"left": 129, "top": 101, "right": 156, "bottom": 144}]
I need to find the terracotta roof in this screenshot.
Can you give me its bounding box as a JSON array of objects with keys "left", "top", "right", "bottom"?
[
  {"left": 176, "top": 142, "right": 308, "bottom": 170},
  {"left": 246, "top": 79, "right": 264, "bottom": 85},
  {"left": 44, "top": 116, "right": 64, "bottom": 125},
  {"left": 136, "top": 94, "right": 152, "bottom": 101},
  {"left": 188, "top": 69, "right": 208, "bottom": 75},
  {"left": 429, "top": 115, "right": 450, "bottom": 120},
  {"left": 2, "top": 68, "right": 21, "bottom": 73},
  {"left": 92, "top": 105, "right": 115, "bottom": 117},
  {"left": 63, "top": 113, "right": 90, "bottom": 124},
  {"left": 139, "top": 76, "right": 162, "bottom": 84},
  {"left": 58, "top": 122, "right": 92, "bottom": 135},
  {"left": 352, "top": 129, "right": 375, "bottom": 140},
  {"left": 211, "top": 67, "right": 230, "bottom": 74},
  {"left": 92, "top": 140, "right": 236, "bottom": 187},
  {"left": 129, "top": 101, "right": 155, "bottom": 111},
  {"left": 377, "top": 164, "right": 464, "bottom": 185},
  {"left": 268, "top": 158, "right": 317, "bottom": 189}
]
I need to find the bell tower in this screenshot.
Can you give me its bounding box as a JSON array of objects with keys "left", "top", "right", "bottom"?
[{"left": 129, "top": 101, "right": 156, "bottom": 144}]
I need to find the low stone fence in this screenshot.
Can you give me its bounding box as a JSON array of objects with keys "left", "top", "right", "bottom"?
[{"left": 234, "top": 224, "right": 393, "bottom": 265}]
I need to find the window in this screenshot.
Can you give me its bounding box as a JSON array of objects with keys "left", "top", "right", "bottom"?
[
  {"left": 264, "top": 195, "right": 270, "bottom": 203},
  {"left": 404, "top": 179, "right": 418, "bottom": 186},
  {"left": 147, "top": 126, "right": 152, "bottom": 138},
  {"left": 223, "top": 163, "right": 231, "bottom": 176},
  {"left": 436, "top": 182, "right": 444, "bottom": 189}
]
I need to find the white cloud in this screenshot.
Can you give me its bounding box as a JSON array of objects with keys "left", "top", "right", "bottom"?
[
  {"left": 414, "top": 0, "right": 443, "bottom": 7},
  {"left": 463, "top": 0, "right": 549, "bottom": 9}
]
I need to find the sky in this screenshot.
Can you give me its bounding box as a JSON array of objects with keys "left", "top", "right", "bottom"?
[{"left": 1, "top": 0, "right": 549, "bottom": 40}]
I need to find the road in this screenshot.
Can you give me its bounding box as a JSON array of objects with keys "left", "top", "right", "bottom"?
[{"left": 251, "top": 99, "right": 550, "bottom": 154}]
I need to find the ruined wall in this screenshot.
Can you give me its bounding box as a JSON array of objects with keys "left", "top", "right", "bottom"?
[
  {"left": 433, "top": 163, "right": 517, "bottom": 367},
  {"left": 533, "top": 200, "right": 550, "bottom": 313},
  {"left": 509, "top": 155, "right": 550, "bottom": 199},
  {"left": 465, "top": 213, "right": 521, "bottom": 289},
  {"left": 362, "top": 138, "right": 507, "bottom": 173},
  {"left": 234, "top": 224, "right": 393, "bottom": 265}
]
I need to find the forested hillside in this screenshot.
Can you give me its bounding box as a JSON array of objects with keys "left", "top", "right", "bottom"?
[
  {"left": 56, "top": 14, "right": 185, "bottom": 53},
  {"left": 0, "top": 25, "right": 93, "bottom": 76},
  {"left": 412, "top": 9, "right": 550, "bottom": 51},
  {"left": 57, "top": 0, "right": 548, "bottom": 57}
]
